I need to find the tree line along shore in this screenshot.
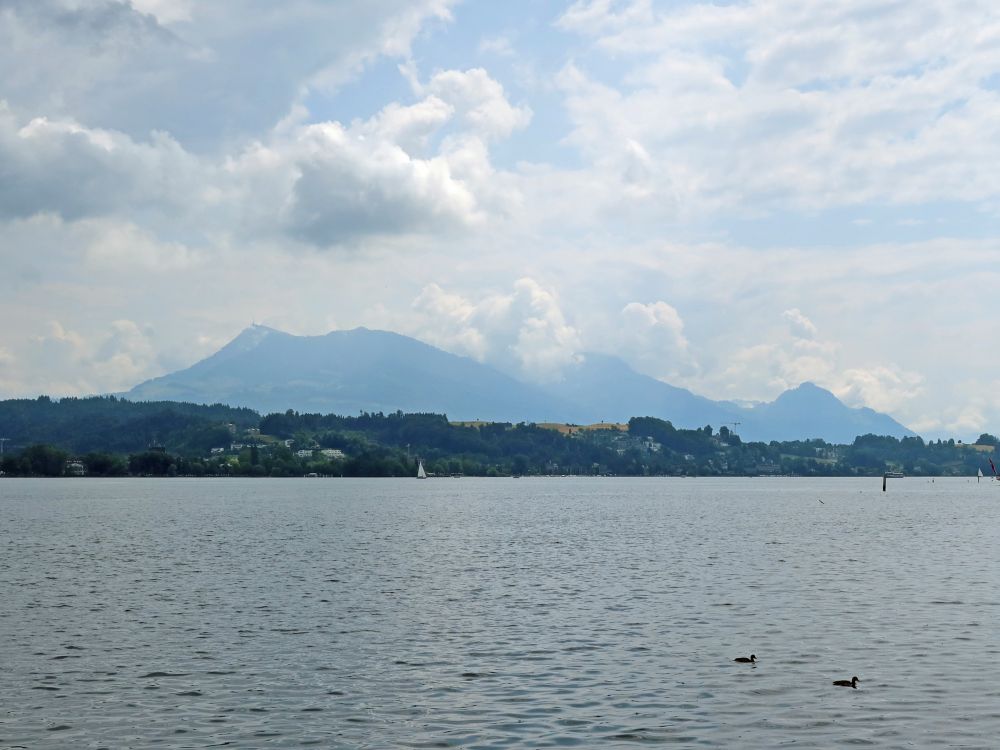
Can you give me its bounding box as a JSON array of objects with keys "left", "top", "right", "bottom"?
[{"left": 0, "top": 395, "right": 996, "bottom": 478}]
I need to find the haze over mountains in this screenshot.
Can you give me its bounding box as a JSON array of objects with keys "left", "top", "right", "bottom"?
[{"left": 126, "top": 326, "right": 916, "bottom": 443}]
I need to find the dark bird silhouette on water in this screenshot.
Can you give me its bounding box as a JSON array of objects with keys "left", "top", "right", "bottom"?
[
  {"left": 833, "top": 676, "right": 860, "bottom": 688},
  {"left": 733, "top": 654, "right": 756, "bottom": 663}
]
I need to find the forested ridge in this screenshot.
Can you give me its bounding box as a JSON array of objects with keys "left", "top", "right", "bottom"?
[{"left": 0, "top": 396, "right": 995, "bottom": 478}]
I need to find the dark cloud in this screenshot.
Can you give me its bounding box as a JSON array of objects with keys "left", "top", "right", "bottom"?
[
  {"left": 0, "top": 107, "right": 196, "bottom": 221},
  {"left": 0, "top": 0, "right": 457, "bottom": 151},
  {"left": 284, "top": 131, "right": 478, "bottom": 246}
]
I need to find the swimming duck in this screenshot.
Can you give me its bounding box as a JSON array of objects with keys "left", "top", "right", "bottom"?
[
  {"left": 833, "top": 676, "right": 859, "bottom": 688},
  {"left": 733, "top": 654, "right": 756, "bottom": 663}
]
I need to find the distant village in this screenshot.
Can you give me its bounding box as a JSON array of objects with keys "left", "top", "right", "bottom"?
[{"left": 213, "top": 424, "right": 345, "bottom": 461}]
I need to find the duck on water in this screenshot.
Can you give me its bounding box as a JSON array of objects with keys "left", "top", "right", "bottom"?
[
  {"left": 833, "top": 676, "right": 860, "bottom": 688},
  {"left": 733, "top": 654, "right": 756, "bottom": 663}
]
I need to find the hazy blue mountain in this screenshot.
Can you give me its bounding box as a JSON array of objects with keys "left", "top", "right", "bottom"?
[
  {"left": 549, "top": 355, "right": 915, "bottom": 442},
  {"left": 735, "top": 382, "right": 916, "bottom": 443},
  {"left": 126, "top": 326, "right": 916, "bottom": 441},
  {"left": 127, "top": 325, "right": 578, "bottom": 422},
  {"left": 545, "top": 353, "right": 740, "bottom": 428}
]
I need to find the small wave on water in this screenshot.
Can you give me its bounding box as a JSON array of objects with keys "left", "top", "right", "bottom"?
[{"left": 2, "top": 477, "right": 1000, "bottom": 748}]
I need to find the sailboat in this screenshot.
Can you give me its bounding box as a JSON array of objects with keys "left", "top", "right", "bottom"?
[
  {"left": 417, "top": 459, "right": 427, "bottom": 479},
  {"left": 978, "top": 468, "right": 984, "bottom": 483}
]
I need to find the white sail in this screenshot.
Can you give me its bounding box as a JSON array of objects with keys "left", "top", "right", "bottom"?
[{"left": 417, "top": 459, "right": 427, "bottom": 479}]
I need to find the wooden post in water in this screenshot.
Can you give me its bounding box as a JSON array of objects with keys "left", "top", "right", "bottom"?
[{"left": 882, "top": 473, "right": 887, "bottom": 492}]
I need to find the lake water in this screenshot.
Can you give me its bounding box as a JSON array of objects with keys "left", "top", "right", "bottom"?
[{"left": 1, "top": 477, "right": 999, "bottom": 748}]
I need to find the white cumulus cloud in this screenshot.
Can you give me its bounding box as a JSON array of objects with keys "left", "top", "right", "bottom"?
[
  {"left": 412, "top": 278, "right": 581, "bottom": 382},
  {"left": 782, "top": 308, "right": 818, "bottom": 340},
  {"left": 618, "top": 301, "right": 697, "bottom": 381},
  {"left": 425, "top": 68, "right": 532, "bottom": 140}
]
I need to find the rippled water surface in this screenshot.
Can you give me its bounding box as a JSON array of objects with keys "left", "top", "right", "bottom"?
[{"left": 2, "top": 477, "right": 1000, "bottom": 748}]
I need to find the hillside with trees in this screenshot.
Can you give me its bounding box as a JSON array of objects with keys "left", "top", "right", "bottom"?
[{"left": 0, "top": 396, "right": 995, "bottom": 479}]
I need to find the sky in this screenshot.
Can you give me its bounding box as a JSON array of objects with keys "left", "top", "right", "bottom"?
[{"left": 1, "top": 0, "right": 999, "bottom": 439}]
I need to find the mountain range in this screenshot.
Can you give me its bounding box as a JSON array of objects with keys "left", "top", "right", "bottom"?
[{"left": 125, "top": 325, "right": 916, "bottom": 443}]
